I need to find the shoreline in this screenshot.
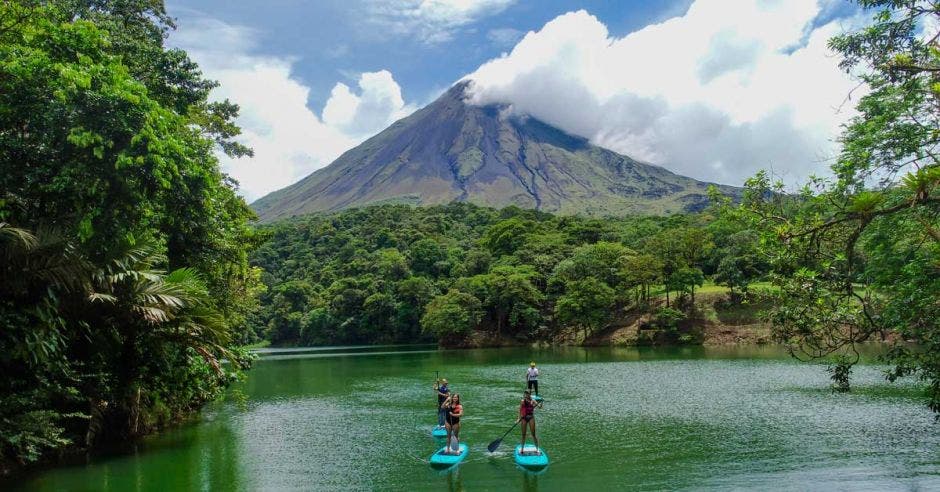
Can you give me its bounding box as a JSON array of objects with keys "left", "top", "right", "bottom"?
[{"left": 446, "top": 291, "right": 774, "bottom": 349}]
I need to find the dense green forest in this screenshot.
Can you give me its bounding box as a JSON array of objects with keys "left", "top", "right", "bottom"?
[
  {"left": 249, "top": 202, "right": 765, "bottom": 347},
  {"left": 0, "top": 1, "right": 261, "bottom": 474}
]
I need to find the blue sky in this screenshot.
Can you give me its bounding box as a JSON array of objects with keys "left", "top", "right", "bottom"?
[
  {"left": 166, "top": 1, "right": 864, "bottom": 201},
  {"left": 169, "top": 1, "right": 697, "bottom": 109}
]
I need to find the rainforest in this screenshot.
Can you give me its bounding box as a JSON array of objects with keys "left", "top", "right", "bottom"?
[{"left": 1, "top": 0, "right": 937, "bottom": 487}]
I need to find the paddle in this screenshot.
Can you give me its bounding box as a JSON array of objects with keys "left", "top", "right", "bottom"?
[
  {"left": 434, "top": 371, "right": 445, "bottom": 427},
  {"left": 487, "top": 418, "right": 521, "bottom": 452}
]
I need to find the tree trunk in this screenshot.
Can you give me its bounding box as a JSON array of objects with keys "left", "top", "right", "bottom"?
[{"left": 117, "top": 323, "right": 141, "bottom": 438}]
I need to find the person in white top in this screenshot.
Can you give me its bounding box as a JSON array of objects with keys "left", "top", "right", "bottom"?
[{"left": 526, "top": 362, "right": 539, "bottom": 396}]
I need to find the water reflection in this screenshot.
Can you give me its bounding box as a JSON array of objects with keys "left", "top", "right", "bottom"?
[{"left": 6, "top": 344, "right": 936, "bottom": 491}]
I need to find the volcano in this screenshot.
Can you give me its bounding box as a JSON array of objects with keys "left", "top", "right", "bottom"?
[{"left": 251, "top": 82, "right": 740, "bottom": 221}]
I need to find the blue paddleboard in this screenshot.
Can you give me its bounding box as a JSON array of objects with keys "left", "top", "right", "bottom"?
[
  {"left": 514, "top": 444, "right": 549, "bottom": 470},
  {"left": 431, "top": 425, "right": 448, "bottom": 438},
  {"left": 429, "top": 443, "right": 468, "bottom": 469},
  {"left": 532, "top": 395, "right": 543, "bottom": 402}
]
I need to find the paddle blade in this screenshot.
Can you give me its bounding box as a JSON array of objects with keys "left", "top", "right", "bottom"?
[{"left": 487, "top": 438, "right": 502, "bottom": 453}]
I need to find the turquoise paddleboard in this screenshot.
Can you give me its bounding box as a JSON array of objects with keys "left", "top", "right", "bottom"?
[
  {"left": 532, "top": 395, "right": 543, "bottom": 402},
  {"left": 429, "top": 443, "right": 468, "bottom": 469},
  {"left": 431, "top": 425, "right": 447, "bottom": 438},
  {"left": 514, "top": 444, "right": 549, "bottom": 470}
]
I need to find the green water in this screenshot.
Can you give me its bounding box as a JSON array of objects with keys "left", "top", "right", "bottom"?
[{"left": 8, "top": 345, "right": 940, "bottom": 491}]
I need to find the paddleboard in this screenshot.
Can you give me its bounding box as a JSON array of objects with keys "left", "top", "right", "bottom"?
[
  {"left": 429, "top": 443, "right": 468, "bottom": 469},
  {"left": 431, "top": 425, "right": 447, "bottom": 438},
  {"left": 514, "top": 444, "right": 549, "bottom": 470},
  {"left": 532, "top": 395, "right": 543, "bottom": 402}
]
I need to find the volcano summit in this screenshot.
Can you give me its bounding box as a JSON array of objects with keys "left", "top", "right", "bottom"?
[{"left": 251, "top": 82, "right": 739, "bottom": 221}]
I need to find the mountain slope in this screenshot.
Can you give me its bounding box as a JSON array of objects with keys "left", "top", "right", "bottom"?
[{"left": 252, "top": 82, "right": 740, "bottom": 221}]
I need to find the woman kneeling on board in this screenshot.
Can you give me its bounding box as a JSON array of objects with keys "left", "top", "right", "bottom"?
[
  {"left": 443, "top": 394, "right": 463, "bottom": 454},
  {"left": 519, "top": 390, "right": 542, "bottom": 455}
]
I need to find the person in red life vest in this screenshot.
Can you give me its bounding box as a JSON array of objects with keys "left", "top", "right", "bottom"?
[
  {"left": 442, "top": 393, "right": 463, "bottom": 454},
  {"left": 518, "top": 390, "right": 542, "bottom": 455}
]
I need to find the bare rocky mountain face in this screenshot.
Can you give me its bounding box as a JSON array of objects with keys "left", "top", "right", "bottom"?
[{"left": 251, "top": 82, "right": 741, "bottom": 221}]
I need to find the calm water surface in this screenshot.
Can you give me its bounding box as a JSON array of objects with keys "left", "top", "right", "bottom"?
[{"left": 9, "top": 345, "right": 940, "bottom": 491}]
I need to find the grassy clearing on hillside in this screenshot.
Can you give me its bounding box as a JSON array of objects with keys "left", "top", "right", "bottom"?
[{"left": 647, "top": 280, "right": 777, "bottom": 299}]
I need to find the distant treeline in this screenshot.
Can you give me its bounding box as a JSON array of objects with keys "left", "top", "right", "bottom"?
[{"left": 248, "top": 200, "right": 768, "bottom": 346}]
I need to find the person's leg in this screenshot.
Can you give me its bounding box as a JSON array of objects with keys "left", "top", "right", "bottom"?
[
  {"left": 453, "top": 422, "right": 460, "bottom": 449},
  {"left": 533, "top": 380, "right": 539, "bottom": 396},
  {"left": 437, "top": 406, "right": 445, "bottom": 427},
  {"left": 530, "top": 419, "right": 540, "bottom": 454},
  {"left": 520, "top": 417, "right": 528, "bottom": 449},
  {"left": 445, "top": 422, "right": 453, "bottom": 454}
]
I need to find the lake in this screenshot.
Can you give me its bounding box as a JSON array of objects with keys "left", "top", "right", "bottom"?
[{"left": 9, "top": 345, "right": 940, "bottom": 491}]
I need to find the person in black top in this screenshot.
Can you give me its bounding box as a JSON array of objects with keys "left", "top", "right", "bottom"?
[
  {"left": 442, "top": 393, "right": 463, "bottom": 454},
  {"left": 434, "top": 378, "right": 449, "bottom": 427}
]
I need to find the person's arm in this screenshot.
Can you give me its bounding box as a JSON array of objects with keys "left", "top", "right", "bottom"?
[{"left": 518, "top": 401, "right": 525, "bottom": 419}]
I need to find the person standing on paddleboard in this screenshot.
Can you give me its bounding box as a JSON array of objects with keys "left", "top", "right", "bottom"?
[
  {"left": 526, "top": 362, "right": 539, "bottom": 396},
  {"left": 442, "top": 393, "right": 463, "bottom": 454},
  {"left": 519, "top": 390, "right": 542, "bottom": 455},
  {"left": 434, "top": 378, "right": 449, "bottom": 427}
]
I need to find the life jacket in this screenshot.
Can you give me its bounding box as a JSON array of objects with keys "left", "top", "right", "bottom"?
[
  {"left": 521, "top": 399, "right": 535, "bottom": 416},
  {"left": 438, "top": 385, "right": 449, "bottom": 404}
]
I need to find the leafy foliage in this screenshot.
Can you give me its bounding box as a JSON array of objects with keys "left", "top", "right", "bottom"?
[
  {"left": 554, "top": 277, "right": 615, "bottom": 338},
  {"left": 421, "top": 290, "right": 484, "bottom": 339},
  {"left": 720, "top": 1, "right": 940, "bottom": 416},
  {"left": 250, "top": 202, "right": 765, "bottom": 347},
  {"left": 0, "top": 1, "right": 259, "bottom": 472}
]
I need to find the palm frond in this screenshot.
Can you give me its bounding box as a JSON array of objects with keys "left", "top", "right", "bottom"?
[
  {"left": 133, "top": 305, "right": 171, "bottom": 323},
  {"left": 87, "top": 293, "right": 118, "bottom": 303},
  {"left": 0, "top": 222, "right": 38, "bottom": 250},
  {"left": 1, "top": 224, "right": 92, "bottom": 295}
]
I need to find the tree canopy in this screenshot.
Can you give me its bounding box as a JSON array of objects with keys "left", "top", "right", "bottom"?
[
  {"left": 0, "top": 0, "right": 260, "bottom": 472},
  {"left": 720, "top": 0, "right": 940, "bottom": 415}
]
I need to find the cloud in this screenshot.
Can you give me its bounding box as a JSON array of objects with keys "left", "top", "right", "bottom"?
[
  {"left": 464, "top": 2, "right": 865, "bottom": 186},
  {"left": 365, "top": 0, "right": 516, "bottom": 44},
  {"left": 169, "top": 16, "right": 415, "bottom": 201},
  {"left": 322, "top": 70, "right": 416, "bottom": 138}
]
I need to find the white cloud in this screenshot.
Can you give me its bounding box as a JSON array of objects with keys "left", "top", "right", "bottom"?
[
  {"left": 366, "top": 0, "right": 516, "bottom": 44},
  {"left": 323, "top": 70, "right": 416, "bottom": 138},
  {"left": 170, "top": 16, "right": 416, "bottom": 201},
  {"left": 464, "top": 2, "right": 865, "bottom": 186}
]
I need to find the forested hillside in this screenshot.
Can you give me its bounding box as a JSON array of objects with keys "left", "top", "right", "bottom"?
[{"left": 249, "top": 200, "right": 767, "bottom": 346}]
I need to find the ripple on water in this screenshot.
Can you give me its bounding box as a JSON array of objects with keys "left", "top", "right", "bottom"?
[{"left": 7, "top": 347, "right": 939, "bottom": 491}]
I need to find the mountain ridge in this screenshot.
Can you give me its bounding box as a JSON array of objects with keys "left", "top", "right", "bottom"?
[{"left": 251, "top": 82, "right": 741, "bottom": 221}]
